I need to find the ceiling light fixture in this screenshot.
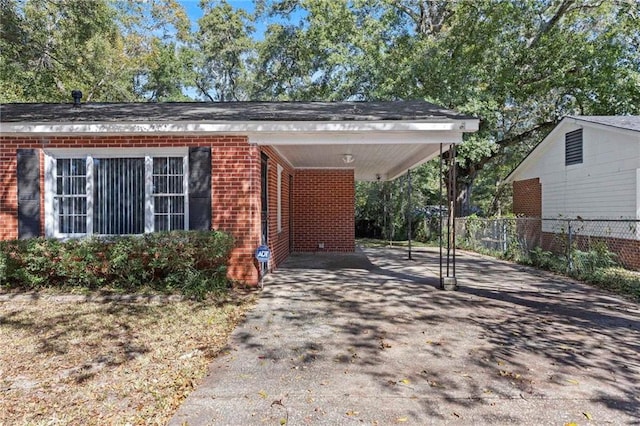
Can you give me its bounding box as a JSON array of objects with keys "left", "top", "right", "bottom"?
[{"left": 342, "top": 154, "right": 354, "bottom": 164}]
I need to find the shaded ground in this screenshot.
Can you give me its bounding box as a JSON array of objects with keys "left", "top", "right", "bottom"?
[
  {"left": 171, "top": 246, "right": 640, "bottom": 425},
  {"left": 0, "top": 292, "right": 255, "bottom": 425}
]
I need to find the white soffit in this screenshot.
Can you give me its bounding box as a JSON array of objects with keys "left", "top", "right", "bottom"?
[
  {"left": 249, "top": 125, "right": 469, "bottom": 181},
  {"left": 271, "top": 143, "right": 445, "bottom": 181},
  {"left": 249, "top": 130, "right": 463, "bottom": 145}
]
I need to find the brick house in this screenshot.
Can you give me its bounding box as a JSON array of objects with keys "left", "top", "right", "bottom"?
[
  {"left": 0, "top": 101, "right": 479, "bottom": 285},
  {"left": 506, "top": 116, "right": 640, "bottom": 269}
]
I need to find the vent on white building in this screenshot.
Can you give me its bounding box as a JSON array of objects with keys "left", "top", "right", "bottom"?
[{"left": 565, "top": 129, "right": 583, "bottom": 166}]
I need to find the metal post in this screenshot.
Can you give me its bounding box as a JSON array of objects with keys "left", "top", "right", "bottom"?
[
  {"left": 382, "top": 181, "right": 387, "bottom": 243},
  {"left": 567, "top": 219, "right": 573, "bottom": 273},
  {"left": 441, "top": 143, "right": 458, "bottom": 290},
  {"left": 502, "top": 220, "right": 508, "bottom": 253},
  {"left": 446, "top": 160, "right": 451, "bottom": 276},
  {"left": 388, "top": 186, "right": 393, "bottom": 247},
  {"left": 407, "top": 168, "right": 413, "bottom": 260},
  {"left": 451, "top": 144, "right": 457, "bottom": 280},
  {"left": 439, "top": 143, "right": 443, "bottom": 284}
]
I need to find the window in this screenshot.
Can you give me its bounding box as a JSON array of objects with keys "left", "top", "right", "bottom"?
[
  {"left": 55, "top": 159, "right": 87, "bottom": 234},
  {"left": 45, "top": 150, "right": 188, "bottom": 237},
  {"left": 152, "top": 157, "right": 185, "bottom": 232},
  {"left": 565, "top": 129, "right": 583, "bottom": 166},
  {"left": 93, "top": 158, "right": 145, "bottom": 235}
]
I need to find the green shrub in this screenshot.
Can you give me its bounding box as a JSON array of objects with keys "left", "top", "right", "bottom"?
[
  {"left": 525, "top": 246, "right": 566, "bottom": 272},
  {"left": 0, "top": 231, "right": 234, "bottom": 298},
  {"left": 571, "top": 242, "right": 617, "bottom": 278},
  {"left": 519, "top": 244, "right": 640, "bottom": 301},
  {"left": 0, "top": 250, "right": 10, "bottom": 286}
]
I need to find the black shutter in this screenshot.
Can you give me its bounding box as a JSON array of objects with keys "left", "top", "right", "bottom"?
[
  {"left": 17, "top": 149, "right": 41, "bottom": 239},
  {"left": 188, "top": 147, "right": 212, "bottom": 230}
]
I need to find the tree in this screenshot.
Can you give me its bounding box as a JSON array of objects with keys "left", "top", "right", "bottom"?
[
  {"left": 389, "top": 0, "right": 640, "bottom": 215},
  {"left": 114, "top": 0, "right": 193, "bottom": 101},
  {"left": 141, "top": 40, "right": 194, "bottom": 102},
  {"left": 0, "top": 0, "right": 135, "bottom": 102},
  {"left": 257, "top": 0, "right": 639, "bottom": 233},
  {"left": 253, "top": 0, "right": 407, "bottom": 100},
  {"left": 193, "top": 0, "right": 255, "bottom": 101},
  {"left": 2, "top": 0, "right": 638, "bottom": 228},
  {"left": 0, "top": 0, "right": 195, "bottom": 103}
]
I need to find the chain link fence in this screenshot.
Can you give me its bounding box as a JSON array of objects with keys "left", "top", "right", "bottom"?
[{"left": 455, "top": 217, "right": 640, "bottom": 271}]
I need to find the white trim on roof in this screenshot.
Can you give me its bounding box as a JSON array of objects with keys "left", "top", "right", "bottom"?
[
  {"left": 567, "top": 116, "right": 640, "bottom": 137},
  {"left": 0, "top": 119, "right": 479, "bottom": 136}
]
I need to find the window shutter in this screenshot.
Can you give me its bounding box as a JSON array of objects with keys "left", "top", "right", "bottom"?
[
  {"left": 17, "top": 149, "right": 41, "bottom": 239},
  {"left": 188, "top": 147, "right": 212, "bottom": 230}
]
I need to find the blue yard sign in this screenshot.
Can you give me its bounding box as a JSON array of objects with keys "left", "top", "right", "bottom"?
[{"left": 255, "top": 245, "right": 271, "bottom": 263}]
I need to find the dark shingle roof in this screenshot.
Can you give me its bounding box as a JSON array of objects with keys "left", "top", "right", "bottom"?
[
  {"left": 571, "top": 116, "right": 640, "bottom": 133},
  {"left": 0, "top": 101, "right": 474, "bottom": 123}
]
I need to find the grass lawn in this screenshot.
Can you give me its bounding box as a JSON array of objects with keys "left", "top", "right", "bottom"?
[
  {"left": 0, "top": 291, "right": 256, "bottom": 425},
  {"left": 356, "top": 238, "right": 436, "bottom": 248}
]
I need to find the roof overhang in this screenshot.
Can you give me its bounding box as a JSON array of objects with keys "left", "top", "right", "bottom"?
[
  {"left": 0, "top": 102, "right": 479, "bottom": 182},
  {"left": 0, "top": 119, "right": 476, "bottom": 135}
]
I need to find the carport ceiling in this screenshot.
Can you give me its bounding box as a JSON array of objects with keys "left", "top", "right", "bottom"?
[
  {"left": 271, "top": 143, "right": 443, "bottom": 182},
  {"left": 249, "top": 119, "right": 479, "bottom": 181},
  {"left": 240, "top": 102, "right": 479, "bottom": 181}
]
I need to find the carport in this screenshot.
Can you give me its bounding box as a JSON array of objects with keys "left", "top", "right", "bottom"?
[{"left": 249, "top": 101, "right": 479, "bottom": 288}]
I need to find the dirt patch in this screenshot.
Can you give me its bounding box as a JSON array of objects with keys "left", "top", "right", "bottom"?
[{"left": 0, "top": 290, "right": 256, "bottom": 425}]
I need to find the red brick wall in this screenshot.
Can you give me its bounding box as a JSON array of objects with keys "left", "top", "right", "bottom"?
[
  {"left": 542, "top": 232, "right": 640, "bottom": 271},
  {"left": 260, "top": 147, "right": 294, "bottom": 270},
  {"left": 293, "top": 169, "right": 355, "bottom": 252},
  {"left": 512, "top": 178, "right": 639, "bottom": 270},
  {"left": 0, "top": 140, "right": 19, "bottom": 240},
  {"left": 0, "top": 135, "right": 262, "bottom": 285},
  {"left": 211, "top": 139, "right": 262, "bottom": 285},
  {"left": 512, "top": 178, "right": 542, "bottom": 217}
]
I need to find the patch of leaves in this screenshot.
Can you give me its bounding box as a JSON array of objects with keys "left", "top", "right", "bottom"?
[{"left": 0, "top": 291, "right": 255, "bottom": 425}]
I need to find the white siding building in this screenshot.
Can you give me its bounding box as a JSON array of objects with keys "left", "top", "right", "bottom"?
[
  {"left": 506, "top": 116, "right": 640, "bottom": 221},
  {"left": 505, "top": 116, "right": 640, "bottom": 269}
]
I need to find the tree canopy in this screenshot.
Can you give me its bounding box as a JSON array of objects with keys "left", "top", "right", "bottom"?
[{"left": 2, "top": 0, "right": 638, "bottom": 234}]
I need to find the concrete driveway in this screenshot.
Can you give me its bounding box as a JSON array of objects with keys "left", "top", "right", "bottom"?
[{"left": 170, "top": 246, "right": 640, "bottom": 425}]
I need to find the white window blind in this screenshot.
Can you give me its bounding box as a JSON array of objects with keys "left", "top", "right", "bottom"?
[
  {"left": 93, "top": 158, "right": 145, "bottom": 235},
  {"left": 48, "top": 152, "right": 187, "bottom": 237}
]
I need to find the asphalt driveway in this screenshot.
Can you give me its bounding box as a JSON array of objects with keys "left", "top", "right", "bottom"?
[{"left": 170, "top": 246, "right": 640, "bottom": 425}]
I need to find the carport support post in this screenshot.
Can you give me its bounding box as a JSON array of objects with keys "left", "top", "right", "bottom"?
[
  {"left": 407, "top": 168, "right": 412, "bottom": 260},
  {"left": 441, "top": 143, "right": 458, "bottom": 290},
  {"left": 439, "top": 144, "right": 443, "bottom": 282}
]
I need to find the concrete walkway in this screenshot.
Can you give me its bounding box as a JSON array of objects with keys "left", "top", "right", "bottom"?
[{"left": 170, "top": 246, "right": 640, "bottom": 425}]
